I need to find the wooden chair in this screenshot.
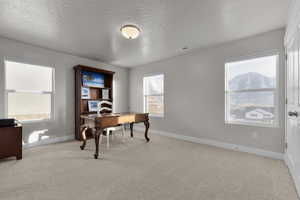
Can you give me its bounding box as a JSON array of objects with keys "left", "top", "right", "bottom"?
[
  {"left": 97, "top": 101, "right": 126, "bottom": 149},
  {"left": 80, "top": 101, "right": 126, "bottom": 149}
]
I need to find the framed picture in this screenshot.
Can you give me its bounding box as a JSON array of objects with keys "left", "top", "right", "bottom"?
[
  {"left": 88, "top": 100, "right": 100, "bottom": 112},
  {"left": 81, "top": 87, "right": 90, "bottom": 99},
  {"left": 82, "top": 71, "right": 104, "bottom": 88},
  {"left": 102, "top": 89, "right": 109, "bottom": 100}
]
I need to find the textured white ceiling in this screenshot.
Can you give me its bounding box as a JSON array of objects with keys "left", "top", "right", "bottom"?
[{"left": 0, "top": 0, "right": 288, "bottom": 67}]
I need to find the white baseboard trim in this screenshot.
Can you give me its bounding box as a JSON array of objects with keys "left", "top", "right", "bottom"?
[
  {"left": 135, "top": 127, "right": 284, "bottom": 160},
  {"left": 23, "top": 135, "right": 74, "bottom": 148},
  {"left": 284, "top": 153, "right": 300, "bottom": 198}
]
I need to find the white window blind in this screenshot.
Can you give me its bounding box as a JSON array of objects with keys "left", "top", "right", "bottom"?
[
  {"left": 5, "top": 61, "right": 54, "bottom": 122},
  {"left": 143, "top": 74, "right": 164, "bottom": 117}
]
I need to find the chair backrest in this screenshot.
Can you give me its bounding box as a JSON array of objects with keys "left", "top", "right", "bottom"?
[{"left": 97, "top": 101, "right": 113, "bottom": 114}]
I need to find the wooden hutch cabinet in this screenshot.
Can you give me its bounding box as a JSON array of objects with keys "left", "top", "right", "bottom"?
[{"left": 74, "top": 65, "right": 115, "bottom": 140}]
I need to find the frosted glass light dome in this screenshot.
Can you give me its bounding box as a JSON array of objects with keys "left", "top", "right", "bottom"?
[{"left": 121, "top": 25, "right": 140, "bottom": 39}]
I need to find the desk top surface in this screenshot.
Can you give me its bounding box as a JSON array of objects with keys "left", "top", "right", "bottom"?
[
  {"left": 0, "top": 124, "right": 22, "bottom": 129},
  {"left": 80, "top": 112, "right": 148, "bottom": 119}
]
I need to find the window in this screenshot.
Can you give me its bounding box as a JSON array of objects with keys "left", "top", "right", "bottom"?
[
  {"left": 143, "top": 74, "right": 164, "bottom": 117},
  {"left": 225, "top": 54, "right": 278, "bottom": 127},
  {"left": 5, "top": 61, "right": 54, "bottom": 122}
]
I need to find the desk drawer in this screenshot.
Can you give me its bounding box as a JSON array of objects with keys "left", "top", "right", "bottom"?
[{"left": 96, "top": 114, "right": 149, "bottom": 128}]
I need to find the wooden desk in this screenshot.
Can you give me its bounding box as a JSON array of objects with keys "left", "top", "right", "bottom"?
[
  {"left": 80, "top": 113, "right": 150, "bottom": 159},
  {"left": 0, "top": 125, "right": 22, "bottom": 160}
]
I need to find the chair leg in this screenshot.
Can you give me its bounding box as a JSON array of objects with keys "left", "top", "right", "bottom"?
[
  {"left": 99, "top": 133, "right": 103, "bottom": 154},
  {"left": 111, "top": 130, "right": 114, "bottom": 141},
  {"left": 111, "top": 132, "right": 115, "bottom": 141},
  {"left": 107, "top": 131, "right": 110, "bottom": 149},
  {"left": 122, "top": 125, "right": 125, "bottom": 142}
]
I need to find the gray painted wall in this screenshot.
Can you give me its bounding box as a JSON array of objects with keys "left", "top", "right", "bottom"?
[
  {"left": 130, "top": 29, "right": 285, "bottom": 153},
  {"left": 0, "top": 37, "right": 129, "bottom": 145}
]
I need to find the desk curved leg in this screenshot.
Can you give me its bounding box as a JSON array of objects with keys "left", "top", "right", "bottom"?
[
  {"left": 144, "top": 120, "right": 150, "bottom": 142},
  {"left": 80, "top": 127, "right": 88, "bottom": 150},
  {"left": 130, "top": 123, "right": 134, "bottom": 138},
  {"left": 94, "top": 128, "right": 103, "bottom": 159}
]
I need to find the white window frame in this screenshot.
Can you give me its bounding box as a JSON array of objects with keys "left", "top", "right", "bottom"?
[
  {"left": 224, "top": 51, "right": 280, "bottom": 128},
  {"left": 4, "top": 59, "right": 55, "bottom": 124},
  {"left": 143, "top": 74, "right": 164, "bottom": 118}
]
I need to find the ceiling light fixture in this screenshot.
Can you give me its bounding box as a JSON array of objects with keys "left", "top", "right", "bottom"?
[{"left": 120, "top": 25, "right": 140, "bottom": 39}]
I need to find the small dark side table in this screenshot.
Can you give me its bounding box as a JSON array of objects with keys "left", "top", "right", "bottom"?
[{"left": 0, "top": 124, "right": 22, "bottom": 160}]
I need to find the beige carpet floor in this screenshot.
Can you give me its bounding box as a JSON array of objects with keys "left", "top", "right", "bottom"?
[{"left": 0, "top": 131, "right": 298, "bottom": 200}]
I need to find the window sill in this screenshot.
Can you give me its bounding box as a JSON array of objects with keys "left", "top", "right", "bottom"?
[
  {"left": 149, "top": 114, "right": 164, "bottom": 119},
  {"left": 225, "top": 121, "right": 278, "bottom": 128},
  {"left": 18, "top": 118, "right": 52, "bottom": 124}
]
